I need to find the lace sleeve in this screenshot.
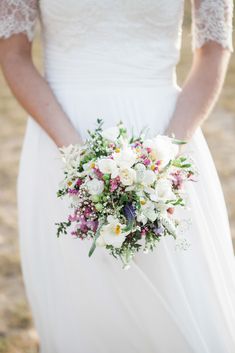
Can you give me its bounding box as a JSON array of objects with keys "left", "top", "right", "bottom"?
[
  {"left": 191, "top": 0, "right": 234, "bottom": 52},
  {"left": 0, "top": 0, "right": 39, "bottom": 42}
]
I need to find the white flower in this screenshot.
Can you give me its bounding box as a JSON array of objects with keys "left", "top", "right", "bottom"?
[
  {"left": 113, "top": 147, "right": 137, "bottom": 169},
  {"left": 140, "top": 200, "right": 158, "bottom": 222},
  {"left": 143, "top": 135, "right": 178, "bottom": 167},
  {"left": 151, "top": 179, "right": 176, "bottom": 202},
  {"left": 119, "top": 167, "right": 136, "bottom": 186},
  {"left": 141, "top": 169, "right": 156, "bottom": 186},
  {"left": 97, "top": 215, "right": 129, "bottom": 248},
  {"left": 97, "top": 158, "right": 119, "bottom": 178},
  {"left": 59, "top": 143, "right": 82, "bottom": 176},
  {"left": 101, "top": 126, "right": 120, "bottom": 142},
  {"left": 136, "top": 212, "right": 148, "bottom": 225},
  {"left": 86, "top": 179, "right": 104, "bottom": 195},
  {"left": 82, "top": 160, "right": 95, "bottom": 171},
  {"left": 134, "top": 163, "right": 146, "bottom": 183}
]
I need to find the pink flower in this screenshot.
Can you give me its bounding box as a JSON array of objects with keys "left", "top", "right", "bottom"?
[
  {"left": 84, "top": 206, "right": 93, "bottom": 218},
  {"left": 76, "top": 178, "right": 83, "bottom": 187},
  {"left": 68, "top": 188, "right": 79, "bottom": 195},
  {"left": 110, "top": 176, "right": 120, "bottom": 192},
  {"left": 146, "top": 147, "right": 152, "bottom": 153},
  {"left": 94, "top": 167, "right": 103, "bottom": 179},
  {"left": 171, "top": 171, "right": 183, "bottom": 189},
  {"left": 86, "top": 220, "right": 99, "bottom": 232},
  {"left": 68, "top": 213, "right": 78, "bottom": 222},
  {"left": 167, "top": 207, "right": 175, "bottom": 215},
  {"left": 141, "top": 226, "right": 149, "bottom": 236},
  {"left": 143, "top": 158, "right": 151, "bottom": 166}
]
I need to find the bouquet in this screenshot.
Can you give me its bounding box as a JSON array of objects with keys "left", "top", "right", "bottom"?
[{"left": 56, "top": 118, "right": 196, "bottom": 269}]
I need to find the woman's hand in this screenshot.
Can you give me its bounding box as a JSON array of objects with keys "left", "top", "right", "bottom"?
[
  {"left": 165, "top": 41, "right": 231, "bottom": 142},
  {"left": 0, "top": 33, "right": 82, "bottom": 148}
]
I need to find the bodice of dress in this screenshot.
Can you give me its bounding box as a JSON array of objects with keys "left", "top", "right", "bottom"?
[{"left": 0, "top": 0, "right": 234, "bottom": 87}]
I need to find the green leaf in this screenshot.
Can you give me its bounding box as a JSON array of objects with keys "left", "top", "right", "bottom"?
[
  {"left": 172, "top": 139, "right": 188, "bottom": 145},
  {"left": 122, "top": 219, "right": 135, "bottom": 233},
  {"left": 180, "top": 164, "right": 192, "bottom": 169},
  {"left": 88, "top": 219, "right": 105, "bottom": 257},
  {"left": 120, "top": 193, "right": 129, "bottom": 203}
]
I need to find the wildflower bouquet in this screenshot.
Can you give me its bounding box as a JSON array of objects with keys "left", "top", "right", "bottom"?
[{"left": 56, "top": 118, "right": 196, "bottom": 269}]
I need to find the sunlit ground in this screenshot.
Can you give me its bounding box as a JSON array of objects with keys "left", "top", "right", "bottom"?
[{"left": 0, "top": 6, "right": 234, "bottom": 353}]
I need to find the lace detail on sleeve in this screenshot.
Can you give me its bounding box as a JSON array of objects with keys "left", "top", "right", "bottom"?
[
  {"left": 191, "top": 0, "right": 234, "bottom": 52},
  {"left": 0, "top": 0, "right": 39, "bottom": 41}
]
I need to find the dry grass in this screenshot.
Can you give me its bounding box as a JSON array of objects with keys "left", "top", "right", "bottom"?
[{"left": 0, "top": 6, "right": 235, "bottom": 353}]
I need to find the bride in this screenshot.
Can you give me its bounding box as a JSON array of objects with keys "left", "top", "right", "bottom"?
[{"left": 0, "top": 1, "right": 235, "bottom": 352}]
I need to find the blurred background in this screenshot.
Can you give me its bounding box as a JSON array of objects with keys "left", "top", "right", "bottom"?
[{"left": 0, "top": 3, "right": 235, "bottom": 353}]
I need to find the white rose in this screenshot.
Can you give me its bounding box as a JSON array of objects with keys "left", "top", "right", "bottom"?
[
  {"left": 97, "top": 158, "right": 119, "bottom": 178},
  {"left": 143, "top": 135, "right": 178, "bottom": 167},
  {"left": 86, "top": 179, "right": 104, "bottom": 195},
  {"left": 152, "top": 179, "right": 176, "bottom": 202},
  {"left": 113, "top": 147, "right": 137, "bottom": 168},
  {"left": 101, "top": 126, "right": 120, "bottom": 142},
  {"left": 119, "top": 167, "right": 136, "bottom": 186}
]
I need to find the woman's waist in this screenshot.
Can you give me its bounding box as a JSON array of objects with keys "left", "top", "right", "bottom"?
[
  {"left": 43, "top": 56, "right": 178, "bottom": 89},
  {"left": 46, "top": 81, "right": 181, "bottom": 141}
]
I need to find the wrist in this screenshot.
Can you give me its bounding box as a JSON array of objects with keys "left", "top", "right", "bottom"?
[{"left": 55, "top": 131, "right": 84, "bottom": 148}]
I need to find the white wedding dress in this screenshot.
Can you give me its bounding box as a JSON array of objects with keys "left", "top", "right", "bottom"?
[{"left": 1, "top": 1, "right": 235, "bottom": 352}]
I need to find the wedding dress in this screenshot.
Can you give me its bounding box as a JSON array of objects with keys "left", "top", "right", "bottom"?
[{"left": 1, "top": 1, "right": 235, "bottom": 352}]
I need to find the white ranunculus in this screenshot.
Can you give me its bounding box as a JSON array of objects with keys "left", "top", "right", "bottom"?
[
  {"left": 101, "top": 126, "right": 120, "bottom": 142},
  {"left": 153, "top": 179, "right": 176, "bottom": 202},
  {"left": 143, "top": 135, "right": 178, "bottom": 167},
  {"left": 141, "top": 169, "right": 156, "bottom": 186},
  {"left": 86, "top": 179, "right": 104, "bottom": 195},
  {"left": 97, "top": 158, "right": 119, "bottom": 178},
  {"left": 98, "top": 215, "right": 129, "bottom": 248},
  {"left": 113, "top": 147, "right": 137, "bottom": 169},
  {"left": 119, "top": 167, "right": 136, "bottom": 186}
]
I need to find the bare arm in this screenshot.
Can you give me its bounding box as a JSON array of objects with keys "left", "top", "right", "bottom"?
[
  {"left": 165, "top": 42, "right": 231, "bottom": 141},
  {"left": 0, "top": 34, "right": 83, "bottom": 148}
]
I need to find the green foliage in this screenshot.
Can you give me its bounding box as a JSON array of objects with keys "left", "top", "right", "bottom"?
[{"left": 55, "top": 221, "right": 71, "bottom": 237}]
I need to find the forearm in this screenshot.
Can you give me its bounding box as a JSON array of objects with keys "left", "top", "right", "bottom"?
[
  {"left": 166, "top": 43, "right": 231, "bottom": 141},
  {"left": 0, "top": 45, "right": 82, "bottom": 147}
]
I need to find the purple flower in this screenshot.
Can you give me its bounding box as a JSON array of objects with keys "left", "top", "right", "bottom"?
[
  {"left": 153, "top": 225, "right": 164, "bottom": 236},
  {"left": 68, "top": 188, "right": 79, "bottom": 195},
  {"left": 123, "top": 203, "right": 136, "bottom": 222},
  {"left": 86, "top": 220, "right": 99, "bottom": 232},
  {"left": 83, "top": 206, "right": 93, "bottom": 218}
]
